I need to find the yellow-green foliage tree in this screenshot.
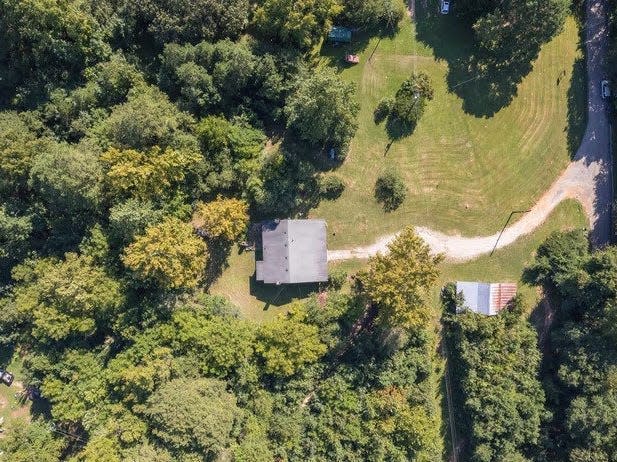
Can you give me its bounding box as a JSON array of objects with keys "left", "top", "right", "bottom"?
[
  {"left": 122, "top": 217, "right": 208, "bottom": 289},
  {"left": 100, "top": 146, "right": 200, "bottom": 202},
  {"left": 367, "top": 387, "right": 441, "bottom": 460},
  {"left": 11, "top": 253, "right": 123, "bottom": 343},
  {"left": 192, "top": 197, "right": 249, "bottom": 241},
  {"left": 358, "top": 227, "right": 442, "bottom": 329},
  {"left": 256, "top": 306, "right": 326, "bottom": 377}
]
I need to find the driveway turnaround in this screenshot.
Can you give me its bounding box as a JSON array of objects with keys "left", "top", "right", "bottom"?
[{"left": 328, "top": 0, "right": 612, "bottom": 262}]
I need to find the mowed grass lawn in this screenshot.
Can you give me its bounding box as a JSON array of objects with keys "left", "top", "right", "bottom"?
[
  {"left": 312, "top": 15, "right": 584, "bottom": 248},
  {"left": 212, "top": 12, "right": 586, "bottom": 318},
  {"left": 434, "top": 199, "right": 587, "bottom": 308},
  {"left": 212, "top": 200, "right": 586, "bottom": 319}
]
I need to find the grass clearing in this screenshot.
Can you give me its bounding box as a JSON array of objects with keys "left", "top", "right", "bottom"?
[
  {"left": 0, "top": 349, "right": 31, "bottom": 436},
  {"left": 210, "top": 248, "right": 366, "bottom": 322},
  {"left": 313, "top": 15, "right": 584, "bottom": 248}
]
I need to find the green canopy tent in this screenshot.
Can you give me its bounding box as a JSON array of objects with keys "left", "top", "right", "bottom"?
[{"left": 328, "top": 26, "right": 352, "bottom": 43}]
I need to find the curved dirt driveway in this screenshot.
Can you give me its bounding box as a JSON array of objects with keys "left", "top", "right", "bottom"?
[{"left": 329, "top": 0, "right": 612, "bottom": 263}]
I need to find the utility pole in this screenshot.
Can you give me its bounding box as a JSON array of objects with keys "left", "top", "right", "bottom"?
[{"left": 490, "top": 210, "right": 530, "bottom": 257}]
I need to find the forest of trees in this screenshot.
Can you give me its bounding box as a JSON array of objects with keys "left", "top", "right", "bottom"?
[
  {"left": 0, "top": 223, "right": 445, "bottom": 460},
  {"left": 0, "top": 0, "right": 614, "bottom": 460},
  {"left": 525, "top": 231, "right": 617, "bottom": 461}
]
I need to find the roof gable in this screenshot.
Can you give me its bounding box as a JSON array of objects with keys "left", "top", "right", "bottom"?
[{"left": 256, "top": 219, "right": 328, "bottom": 284}]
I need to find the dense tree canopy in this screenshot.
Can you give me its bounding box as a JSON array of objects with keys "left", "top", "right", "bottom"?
[
  {"left": 0, "top": 0, "right": 109, "bottom": 106},
  {"left": 10, "top": 253, "right": 123, "bottom": 344},
  {"left": 100, "top": 146, "right": 201, "bottom": 203},
  {"left": 359, "top": 227, "right": 442, "bottom": 328},
  {"left": 122, "top": 217, "right": 208, "bottom": 289},
  {"left": 145, "top": 378, "right": 241, "bottom": 456},
  {"left": 0, "top": 0, "right": 539, "bottom": 459},
  {"left": 526, "top": 231, "right": 617, "bottom": 462},
  {"left": 136, "top": 0, "right": 249, "bottom": 46},
  {"left": 0, "top": 420, "right": 65, "bottom": 462},
  {"left": 256, "top": 307, "right": 327, "bottom": 377},
  {"left": 253, "top": 0, "right": 342, "bottom": 50},
  {"left": 445, "top": 295, "right": 547, "bottom": 462},
  {"left": 285, "top": 67, "right": 359, "bottom": 151}
]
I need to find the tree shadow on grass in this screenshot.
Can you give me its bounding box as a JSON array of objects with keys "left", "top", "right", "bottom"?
[
  {"left": 0, "top": 345, "right": 14, "bottom": 367},
  {"left": 319, "top": 30, "right": 373, "bottom": 72},
  {"left": 566, "top": 56, "right": 588, "bottom": 159},
  {"left": 249, "top": 276, "right": 320, "bottom": 311},
  {"left": 203, "top": 239, "right": 232, "bottom": 290},
  {"left": 385, "top": 115, "right": 415, "bottom": 140},
  {"left": 414, "top": 3, "right": 550, "bottom": 117}
]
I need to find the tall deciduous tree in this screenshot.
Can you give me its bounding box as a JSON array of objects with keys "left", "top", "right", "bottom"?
[
  {"left": 145, "top": 378, "right": 241, "bottom": 456},
  {"left": 0, "top": 0, "right": 109, "bottom": 105},
  {"left": 0, "top": 207, "right": 32, "bottom": 268},
  {"left": 192, "top": 197, "right": 249, "bottom": 241},
  {"left": 253, "top": 0, "right": 342, "bottom": 50},
  {"left": 122, "top": 217, "right": 208, "bottom": 289},
  {"left": 342, "top": 0, "right": 405, "bottom": 31},
  {"left": 359, "top": 227, "right": 442, "bottom": 328},
  {"left": 391, "top": 72, "right": 434, "bottom": 127},
  {"left": 93, "top": 86, "right": 197, "bottom": 151},
  {"left": 11, "top": 253, "right": 123, "bottom": 343},
  {"left": 285, "top": 67, "right": 359, "bottom": 150},
  {"left": 196, "top": 115, "right": 265, "bottom": 195},
  {"left": 29, "top": 141, "right": 104, "bottom": 249},
  {"left": 0, "top": 419, "right": 65, "bottom": 462},
  {"left": 0, "top": 112, "right": 44, "bottom": 195},
  {"left": 446, "top": 300, "right": 547, "bottom": 462},
  {"left": 100, "top": 146, "right": 200, "bottom": 202},
  {"left": 138, "top": 0, "right": 249, "bottom": 45},
  {"left": 256, "top": 307, "right": 326, "bottom": 377}
]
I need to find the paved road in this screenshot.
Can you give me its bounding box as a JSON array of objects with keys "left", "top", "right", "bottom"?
[
  {"left": 578, "top": 0, "right": 612, "bottom": 247},
  {"left": 328, "top": 2, "right": 612, "bottom": 262}
]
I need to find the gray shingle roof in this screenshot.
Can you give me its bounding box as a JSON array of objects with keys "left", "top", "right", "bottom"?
[{"left": 256, "top": 219, "right": 328, "bottom": 284}]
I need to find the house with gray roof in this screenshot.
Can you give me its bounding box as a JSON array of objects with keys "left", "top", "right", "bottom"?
[
  {"left": 456, "top": 281, "right": 517, "bottom": 316},
  {"left": 256, "top": 219, "right": 328, "bottom": 284}
]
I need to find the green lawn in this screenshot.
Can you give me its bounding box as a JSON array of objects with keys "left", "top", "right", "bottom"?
[
  {"left": 212, "top": 200, "right": 586, "bottom": 319},
  {"left": 212, "top": 11, "right": 586, "bottom": 319},
  {"left": 209, "top": 247, "right": 322, "bottom": 322},
  {"left": 312, "top": 14, "right": 584, "bottom": 248},
  {"left": 0, "top": 349, "right": 31, "bottom": 436},
  {"left": 434, "top": 199, "right": 587, "bottom": 309}
]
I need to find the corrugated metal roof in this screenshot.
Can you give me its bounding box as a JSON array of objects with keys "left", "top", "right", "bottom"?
[
  {"left": 490, "top": 283, "right": 517, "bottom": 314},
  {"left": 456, "top": 281, "right": 517, "bottom": 316},
  {"left": 256, "top": 219, "right": 328, "bottom": 284}
]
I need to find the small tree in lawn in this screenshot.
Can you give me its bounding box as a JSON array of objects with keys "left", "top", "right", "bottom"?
[
  {"left": 392, "top": 72, "right": 434, "bottom": 127},
  {"left": 374, "top": 171, "right": 407, "bottom": 211}
]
